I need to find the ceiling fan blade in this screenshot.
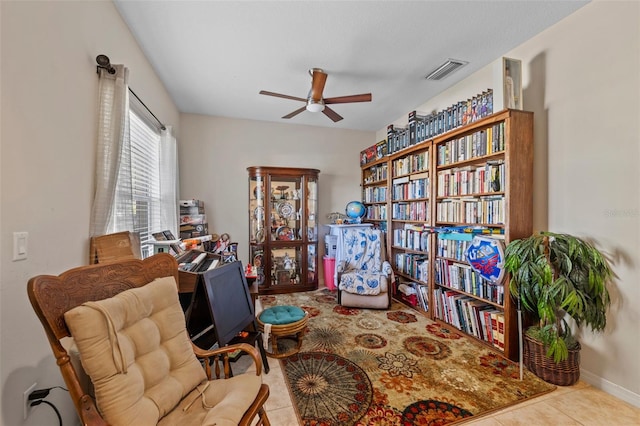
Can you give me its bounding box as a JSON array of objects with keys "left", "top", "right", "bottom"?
[
  {"left": 322, "top": 106, "right": 343, "bottom": 122},
  {"left": 309, "top": 69, "right": 327, "bottom": 101},
  {"left": 259, "top": 90, "right": 306, "bottom": 103},
  {"left": 324, "top": 93, "right": 372, "bottom": 104},
  {"left": 282, "top": 106, "right": 307, "bottom": 119}
]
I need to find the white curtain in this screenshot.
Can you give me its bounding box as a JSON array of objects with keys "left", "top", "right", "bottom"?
[
  {"left": 160, "top": 126, "right": 179, "bottom": 238},
  {"left": 90, "top": 65, "right": 132, "bottom": 236}
]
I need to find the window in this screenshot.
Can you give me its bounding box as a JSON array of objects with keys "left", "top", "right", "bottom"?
[
  {"left": 92, "top": 67, "right": 178, "bottom": 257},
  {"left": 126, "top": 108, "right": 162, "bottom": 258}
]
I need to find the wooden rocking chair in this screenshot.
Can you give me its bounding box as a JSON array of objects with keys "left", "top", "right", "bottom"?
[{"left": 27, "top": 253, "right": 270, "bottom": 426}]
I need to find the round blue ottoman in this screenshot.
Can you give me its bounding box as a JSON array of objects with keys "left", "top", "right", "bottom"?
[{"left": 257, "top": 305, "right": 308, "bottom": 358}]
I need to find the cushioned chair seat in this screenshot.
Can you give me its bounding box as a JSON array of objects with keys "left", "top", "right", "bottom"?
[
  {"left": 258, "top": 305, "right": 305, "bottom": 325},
  {"left": 158, "top": 374, "right": 263, "bottom": 426}
]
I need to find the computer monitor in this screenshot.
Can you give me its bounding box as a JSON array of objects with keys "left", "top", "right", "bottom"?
[{"left": 185, "top": 261, "right": 255, "bottom": 348}]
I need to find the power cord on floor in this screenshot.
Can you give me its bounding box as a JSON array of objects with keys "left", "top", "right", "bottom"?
[{"left": 28, "top": 386, "right": 67, "bottom": 426}]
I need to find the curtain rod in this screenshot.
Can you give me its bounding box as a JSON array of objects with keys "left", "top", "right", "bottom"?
[{"left": 96, "top": 54, "right": 167, "bottom": 131}]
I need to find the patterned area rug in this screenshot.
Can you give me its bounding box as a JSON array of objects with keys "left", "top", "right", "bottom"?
[{"left": 259, "top": 289, "right": 555, "bottom": 425}]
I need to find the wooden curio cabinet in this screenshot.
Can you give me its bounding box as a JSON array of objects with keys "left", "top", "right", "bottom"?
[{"left": 247, "top": 166, "right": 320, "bottom": 294}]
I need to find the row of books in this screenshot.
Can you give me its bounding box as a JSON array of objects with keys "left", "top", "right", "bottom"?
[
  {"left": 360, "top": 89, "right": 495, "bottom": 166},
  {"left": 365, "top": 204, "right": 387, "bottom": 221},
  {"left": 394, "top": 253, "right": 429, "bottom": 283},
  {"left": 386, "top": 124, "right": 410, "bottom": 154},
  {"left": 406, "top": 282, "right": 429, "bottom": 313},
  {"left": 392, "top": 224, "right": 430, "bottom": 252},
  {"left": 391, "top": 151, "right": 429, "bottom": 177},
  {"left": 363, "top": 186, "right": 387, "bottom": 203},
  {"left": 409, "top": 90, "right": 494, "bottom": 144},
  {"left": 436, "top": 196, "right": 504, "bottom": 225},
  {"left": 387, "top": 90, "right": 495, "bottom": 156},
  {"left": 391, "top": 200, "right": 429, "bottom": 221},
  {"left": 434, "top": 258, "right": 504, "bottom": 304},
  {"left": 437, "top": 122, "right": 506, "bottom": 166},
  {"left": 360, "top": 139, "right": 389, "bottom": 166},
  {"left": 363, "top": 163, "right": 388, "bottom": 184},
  {"left": 433, "top": 287, "right": 504, "bottom": 349},
  {"left": 436, "top": 161, "right": 505, "bottom": 197},
  {"left": 392, "top": 175, "right": 429, "bottom": 201},
  {"left": 437, "top": 236, "right": 474, "bottom": 261}
]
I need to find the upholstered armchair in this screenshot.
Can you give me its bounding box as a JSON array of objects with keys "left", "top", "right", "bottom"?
[
  {"left": 336, "top": 228, "right": 393, "bottom": 309},
  {"left": 27, "top": 253, "right": 270, "bottom": 426}
]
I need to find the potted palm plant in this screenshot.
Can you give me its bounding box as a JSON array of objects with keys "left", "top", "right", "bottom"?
[{"left": 504, "top": 231, "right": 613, "bottom": 385}]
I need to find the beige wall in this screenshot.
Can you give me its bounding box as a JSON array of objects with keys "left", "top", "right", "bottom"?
[
  {"left": 178, "top": 114, "right": 373, "bottom": 265},
  {"left": 379, "top": 1, "right": 640, "bottom": 405},
  {"left": 2, "top": 2, "right": 638, "bottom": 425},
  {"left": 0, "top": 1, "right": 180, "bottom": 425}
]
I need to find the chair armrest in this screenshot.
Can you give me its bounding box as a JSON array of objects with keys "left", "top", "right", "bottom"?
[
  {"left": 192, "top": 342, "right": 263, "bottom": 378},
  {"left": 78, "top": 394, "right": 108, "bottom": 426}
]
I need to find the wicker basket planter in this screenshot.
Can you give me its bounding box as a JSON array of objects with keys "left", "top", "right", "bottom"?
[{"left": 523, "top": 334, "right": 581, "bottom": 386}]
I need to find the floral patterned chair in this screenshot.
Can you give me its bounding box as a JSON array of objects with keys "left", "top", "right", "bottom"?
[{"left": 337, "top": 228, "right": 393, "bottom": 309}]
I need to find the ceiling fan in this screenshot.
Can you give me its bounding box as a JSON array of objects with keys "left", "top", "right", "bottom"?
[{"left": 259, "top": 68, "right": 372, "bottom": 122}]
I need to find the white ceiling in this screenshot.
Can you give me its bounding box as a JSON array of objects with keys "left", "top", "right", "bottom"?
[{"left": 114, "top": 1, "right": 588, "bottom": 132}]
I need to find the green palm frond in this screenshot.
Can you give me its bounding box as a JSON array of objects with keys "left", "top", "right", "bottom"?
[{"left": 505, "top": 231, "right": 613, "bottom": 362}]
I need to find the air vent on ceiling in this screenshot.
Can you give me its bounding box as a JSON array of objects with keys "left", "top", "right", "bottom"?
[{"left": 425, "top": 59, "right": 468, "bottom": 81}]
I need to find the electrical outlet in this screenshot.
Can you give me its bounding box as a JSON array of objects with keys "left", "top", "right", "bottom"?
[{"left": 23, "top": 382, "right": 37, "bottom": 419}]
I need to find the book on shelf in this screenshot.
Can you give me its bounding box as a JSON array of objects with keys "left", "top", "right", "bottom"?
[
  {"left": 489, "top": 310, "right": 505, "bottom": 349},
  {"left": 375, "top": 139, "right": 388, "bottom": 160},
  {"left": 408, "top": 111, "right": 429, "bottom": 145},
  {"left": 496, "top": 314, "right": 505, "bottom": 349},
  {"left": 410, "top": 171, "right": 429, "bottom": 180}
]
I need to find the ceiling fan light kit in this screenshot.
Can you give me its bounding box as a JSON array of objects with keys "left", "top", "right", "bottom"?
[
  {"left": 259, "top": 68, "right": 371, "bottom": 122},
  {"left": 306, "top": 100, "right": 325, "bottom": 113}
]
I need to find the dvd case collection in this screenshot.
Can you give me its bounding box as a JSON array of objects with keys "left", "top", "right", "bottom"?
[{"left": 360, "top": 89, "right": 494, "bottom": 165}]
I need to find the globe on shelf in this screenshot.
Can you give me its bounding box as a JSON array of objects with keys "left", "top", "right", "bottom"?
[{"left": 345, "top": 201, "right": 367, "bottom": 223}]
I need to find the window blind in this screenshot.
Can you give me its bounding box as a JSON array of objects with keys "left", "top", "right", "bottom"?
[{"left": 128, "top": 108, "right": 162, "bottom": 258}]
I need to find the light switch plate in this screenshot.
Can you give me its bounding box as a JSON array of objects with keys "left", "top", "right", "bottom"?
[{"left": 13, "top": 231, "right": 28, "bottom": 261}]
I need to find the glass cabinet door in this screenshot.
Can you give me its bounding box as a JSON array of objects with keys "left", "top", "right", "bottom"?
[
  {"left": 270, "top": 246, "right": 302, "bottom": 286},
  {"left": 307, "top": 177, "right": 318, "bottom": 242},
  {"left": 269, "top": 176, "right": 302, "bottom": 243},
  {"left": 249, "top": 175, "right": 266, "bottom": 245}
]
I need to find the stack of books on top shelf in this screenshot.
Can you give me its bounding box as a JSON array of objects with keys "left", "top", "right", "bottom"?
[{"left": 387, "top": 89, "right": 495, "bottom": 157}]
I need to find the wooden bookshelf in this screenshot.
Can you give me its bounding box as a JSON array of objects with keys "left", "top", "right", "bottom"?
[{"left": 361, "top": 109, "right": 533, "bottom": 361}]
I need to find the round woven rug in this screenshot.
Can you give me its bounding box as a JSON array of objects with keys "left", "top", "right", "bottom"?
[{"left": 282, "top": 352, "right": 373, "bottom": 425}]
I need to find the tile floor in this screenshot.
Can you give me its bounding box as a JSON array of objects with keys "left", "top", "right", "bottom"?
[{"left": 240, "top": 348, "right": 640, "bottom": 425}]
